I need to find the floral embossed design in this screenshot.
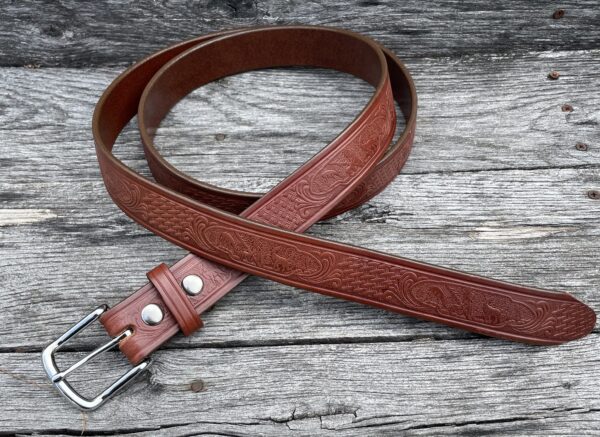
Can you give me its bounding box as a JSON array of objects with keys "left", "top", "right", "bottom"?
[
  {"left": 184, "top": 217, "right": 332, "bottom": 279},
  {"left": 251, "top": 81, "right": 395, "bottom": 225},
  {"left": 389, "top": 275, "right": 538, "bottom": 328},
  {"left": 105, "top": 174, "right": 150, "bottom": 221}
]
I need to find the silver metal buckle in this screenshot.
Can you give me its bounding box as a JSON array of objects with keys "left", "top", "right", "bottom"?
[{"left": 42, "top": 305, "right": 151, "bottom": 411}]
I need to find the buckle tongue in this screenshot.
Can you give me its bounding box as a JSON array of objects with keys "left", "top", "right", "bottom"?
[{"left": 42, "top": 305, "right": 151, "bottom": 411}]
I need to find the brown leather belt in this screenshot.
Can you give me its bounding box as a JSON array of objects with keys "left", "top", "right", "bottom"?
[{"left": 42, "top": 26, "right": 596, "bottom": 411}]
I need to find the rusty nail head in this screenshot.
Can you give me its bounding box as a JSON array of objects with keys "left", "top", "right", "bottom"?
[
  {"left": 548, "top": 71, "right": 560, "bottom": 80},
  {"left": 562, "top": 104, "right": 573, "bottom": 112},
  {"left": 552, "top": 9, "right": 565, "bottom": 19},
  {"left": 575, "top": 142, "right": 588, "bottom": 151}
]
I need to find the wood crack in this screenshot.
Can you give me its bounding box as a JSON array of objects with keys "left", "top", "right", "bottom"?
[
  {"left": 0, "top": 333, "right": 498, "bottom": 355},
  {"left": 0, "top": 330, "right": 598, "bottom": 355},
  {"left": 403, "top": 163, "right": 600, "bottom": 176},
  {"left": 354, "top": 408, "right": 600, "bottom": 432}
]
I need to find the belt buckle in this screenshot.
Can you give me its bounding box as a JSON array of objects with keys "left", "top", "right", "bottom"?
[{"left": 41, "top": 305, "right": 151, "bottom": 411}]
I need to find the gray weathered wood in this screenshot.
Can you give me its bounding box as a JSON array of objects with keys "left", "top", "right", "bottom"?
[
  {"left": 1, "top": 1, "right": 599, "bottom": 67},
  {"left": 1, "top": 50, "right": 598, "bottom": 187},
  {"left": 1, "top": 1, "right": 599, "bottom": 435},
  {"left": 2, "top": 337, "right": 600, "bottom": 435}
]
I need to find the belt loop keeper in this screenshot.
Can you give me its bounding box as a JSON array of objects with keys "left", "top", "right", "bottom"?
[{"left": 146, "top": 263, "right": 203, "bottom": 336}]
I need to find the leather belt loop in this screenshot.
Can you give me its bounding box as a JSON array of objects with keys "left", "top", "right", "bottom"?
[{"left": 146, "top": 263, "right": 203, "bottom": 336}]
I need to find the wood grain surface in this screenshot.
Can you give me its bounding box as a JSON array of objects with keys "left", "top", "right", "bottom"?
[{"left": 0, "top": 1, "right": 598, "bottom": 435}]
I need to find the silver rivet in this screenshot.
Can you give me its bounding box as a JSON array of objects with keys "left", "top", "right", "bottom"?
[
  {"left": 141, "top": 304, "right": 163, "bottom": 326},
  {"left": 182, "top": 274, "right": 204, "bottom": 296}
]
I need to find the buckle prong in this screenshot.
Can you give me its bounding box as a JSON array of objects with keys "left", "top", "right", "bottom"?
[{"left": 42, "top": 305, "right": 151, "bottom": 411}]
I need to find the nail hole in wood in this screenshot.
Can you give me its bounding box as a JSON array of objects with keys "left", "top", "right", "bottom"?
[
  {"left": 548, "top": 71, "right": 560, "bottom": 80},
  {"left": 561, "top": 104, "right": 573, "bottom": 112},
  {"left": 190, "top": 379, "right": 205, "bottom": 392}
]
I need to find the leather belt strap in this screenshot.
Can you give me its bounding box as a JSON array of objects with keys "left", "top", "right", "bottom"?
[{"left": 89, "top": 26, "right": 594, "bottom": 366}]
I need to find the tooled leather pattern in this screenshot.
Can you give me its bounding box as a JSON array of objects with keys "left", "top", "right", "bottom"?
[
  {"left": 185, "top": 219, "right": 594, "bottom": 341},
  {"left": 325, "top": 257, "right": 595, "bottom": 340},
  {"left": 104, "top": 137, "right": 593, "bottom": 343},
  {"left": 248, "top": 83, "right": 395, "bottom": 230},
  {"left": 107, "top": 167, "right": 594, "bottom": 342},
  {"left": 331, "top": 127, "right": 414, "bottom": 214}
]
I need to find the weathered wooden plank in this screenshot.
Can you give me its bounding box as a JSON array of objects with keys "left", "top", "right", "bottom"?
[
  {"left": 0, "top": 50, "right": 598, "bottom": 180},
  {"left": 2, "top": 337, "right": 599, "bottom": 434},
  {"left": 0, "top": 18, "right": 599, "bottom": 434},
  {"left": 1, "top": 1, "right": 599, "bottom": 67}
]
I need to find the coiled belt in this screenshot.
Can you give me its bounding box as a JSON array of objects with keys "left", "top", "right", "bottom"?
[{"left": 42, "top": 26, "right": 596, "bottom": 411}]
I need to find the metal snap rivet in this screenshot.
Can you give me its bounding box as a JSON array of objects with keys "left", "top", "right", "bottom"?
[
  {"left": 182, "top": 275, "right": 204, "bottom": 296},
  {"left": 141, "top": 304, "right": 163, "bottom": 326}
]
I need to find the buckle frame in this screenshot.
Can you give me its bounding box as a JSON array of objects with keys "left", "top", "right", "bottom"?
[{"left": 42, "top": 305, "right": 151, "bottom": 411}]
